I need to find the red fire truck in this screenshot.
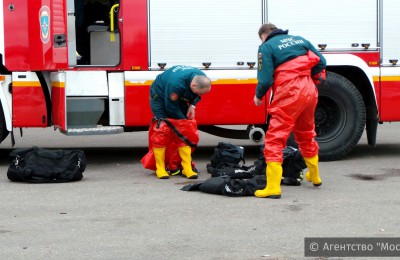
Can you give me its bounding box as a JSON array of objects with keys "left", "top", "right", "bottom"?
[{"left": 0, "top": 0, "right": 399, "bottom": 161}]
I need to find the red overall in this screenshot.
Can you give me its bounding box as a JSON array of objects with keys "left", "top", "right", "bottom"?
[
  {"left": 141, "top": 119, "right": 199, "bottom": 171},
  {"left": 264, "top": 51, "right": 320, "bottom": 163}
]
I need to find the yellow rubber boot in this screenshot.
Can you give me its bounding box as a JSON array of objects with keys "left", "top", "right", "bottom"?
[
  {"left": 153, "top": 147, "right": 169, "bottom": 179},
  {"left": 304, "top": 155, "right": 322, "bottom": 186},
  {"left": 254, "top": 162, "right": 282, "bottom": 199},
  {"left": 178, "top": 146, "right": 198, "bottom": 179}
]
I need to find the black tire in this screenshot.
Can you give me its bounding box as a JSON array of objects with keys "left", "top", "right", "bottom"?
[
  {"left": 0, "top": 101, "right": 9, "bottom": 143},
  {"left": 287, "top": 72, "right": 366, "bottom": 161},
  {"left": 315, "top": 72, "right": 366, "bottom": 161}
]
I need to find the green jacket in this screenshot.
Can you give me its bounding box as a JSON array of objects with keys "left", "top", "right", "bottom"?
[
  {"left": 256, "top": 29, "right": 326, "bottom": 99},
  {"left": 150, "top": 65, "right": 206, "bottom": 119}
]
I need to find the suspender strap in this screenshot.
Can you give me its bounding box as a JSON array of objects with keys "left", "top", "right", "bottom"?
[{"left": 163, "top": 118, "right": 197, "bottom": 148}]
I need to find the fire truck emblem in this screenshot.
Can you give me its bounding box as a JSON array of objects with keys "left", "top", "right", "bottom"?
[
  {"left": 170, "top": 93, "right": 178, "bottom": 101},
  {"left": 39, "top": 6, "right": 50, "bottom": 44}
]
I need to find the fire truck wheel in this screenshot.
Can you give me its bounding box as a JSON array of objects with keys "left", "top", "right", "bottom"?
[
  {"left": 0, "top": 101, "right": 9, "bottom": 143},
  {"left": 287, "top": 72, "right": 366, "bottom": 161},
  {"left": 315, "top": 72, "right": 366, "bottom": 161}
]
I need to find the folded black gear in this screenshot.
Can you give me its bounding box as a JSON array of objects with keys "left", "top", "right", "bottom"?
[
  {"left": 181, "top": 174, "right": 299, "bottom": 196},
  {"left": 199, "top": 175, "right": 266, "bottom": 197},
  {"left": 208, "top": 164, "right": 259, "bottom": 179}
]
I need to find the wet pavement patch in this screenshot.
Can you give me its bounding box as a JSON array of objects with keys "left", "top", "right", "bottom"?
[
  {"left": 349, "top": 174, "right": 382, "bottom": 181},
  {"left": 348, "top": 169, "right": 400, "bottom": 181},
  {"left": 288, "top": 204, "right": 303, "bottom": 212}
]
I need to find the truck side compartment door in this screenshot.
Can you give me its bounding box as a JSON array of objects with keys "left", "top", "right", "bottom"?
[
  {"left": 12, "top": 72, "right": 48, "bottom": 127},
  {"left": 3, "top": 0, "right": 68, "bottom": 71}
]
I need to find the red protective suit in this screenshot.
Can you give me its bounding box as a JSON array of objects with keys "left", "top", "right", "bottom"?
[
  {"left": 264, "top": 51, "right": 321, "bottom": 163},
  {"left": 141, "top": 119, "right": 199, "bottom": 171}
]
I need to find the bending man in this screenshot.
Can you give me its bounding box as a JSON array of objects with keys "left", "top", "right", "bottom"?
[{"left": 149, "top": 65, "right": 212, "bottom": 179}]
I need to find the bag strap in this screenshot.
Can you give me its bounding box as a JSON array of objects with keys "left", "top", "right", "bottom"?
[{"left": 162, "top": 118, "right": 197, "bottom": 148}]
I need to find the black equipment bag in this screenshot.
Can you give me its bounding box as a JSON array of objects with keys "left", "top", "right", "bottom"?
[
  {"left": 281, "top": 146, "right": 307, "bottom": 185},
  {"left": 183, "top": 145, "right": 307, "bottom": 196},
  {"left": 254, "top": 146, "right": 306, "bottom": 185},
  {"left": 7, "top": 146, "right": 86, "bottom": 183},
  {"left": 181, "top": 175, "right": 266, "bottom": 197},
  {"left": 208, "top": 142, "right": 245, "bottom": 168},
  {"left": 209, "top": 145, "right": 306, "bottom": 185}
]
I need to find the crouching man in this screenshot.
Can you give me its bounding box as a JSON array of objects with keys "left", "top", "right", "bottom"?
[{"left": 146, "top": 65, "right": 212, "bottom": 179}]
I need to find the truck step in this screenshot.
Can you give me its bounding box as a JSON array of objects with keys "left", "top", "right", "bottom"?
[{"left": 62, "top": 126, "right": 124, "bottom": 136}]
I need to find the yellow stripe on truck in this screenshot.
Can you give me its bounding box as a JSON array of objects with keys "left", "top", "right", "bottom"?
[
  {"left": 373, "top": 76, "right": 400, "bottom": 82},
  {"left": 211, "top": 79, "right": 258, "bottom": 85},
  {"left": 125, "top": 80, "right": 153, "bottom": 86},
  {"left": 12, "top": 81, "right": 42, "bottom": 87},
  {"left": 51, "top": 81, "right": 65, "bottom": 88}
]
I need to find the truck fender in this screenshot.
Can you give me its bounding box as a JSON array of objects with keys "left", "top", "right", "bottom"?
[{"left": 324, "top": 53, "right": 377, "bottom": 102}]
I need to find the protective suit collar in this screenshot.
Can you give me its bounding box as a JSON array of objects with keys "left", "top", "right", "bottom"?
[{"left": 266, "top": 29, "right": 289, "bottom": 41}]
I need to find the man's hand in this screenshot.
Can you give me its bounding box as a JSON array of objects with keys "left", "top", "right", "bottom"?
[
  {"left": 312, "top": 69, "right": 327, "bottom": 86},
  {"left": 254, "top": 96, "right": 263, "bottom": 106},
  {"left": 186, "top": 105, "right": 195, "bottom": 119}
]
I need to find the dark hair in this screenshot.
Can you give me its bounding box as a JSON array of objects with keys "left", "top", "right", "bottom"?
[{"left": 258, "top": 23, "right": 277, "bottom": 38}]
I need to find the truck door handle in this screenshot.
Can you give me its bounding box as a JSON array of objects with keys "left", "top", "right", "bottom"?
[{"left": 54, "top": 34, "right": 66, "bottom": 47}]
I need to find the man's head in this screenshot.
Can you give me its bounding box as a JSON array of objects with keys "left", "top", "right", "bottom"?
[
  {"left": 190, "top": 75, "right": 212, "bottom": 95},
  {"left": 258, "top": 23, "right": 277, "bottom": 43}
]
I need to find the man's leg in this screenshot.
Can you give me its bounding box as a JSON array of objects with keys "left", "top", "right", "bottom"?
[
  {"left": 178, "top": 146, "right": 198, "bottom": 179},
  {"left": 255, "top": 106, "right": 294, "bottom": 198},
  {"left": 293, "top": 91, "right": 321, "bottom": 187},
  {"left": 151, "top": 121, "right": 172, "bottom": 179},
  {"left": 153, "top": 147, "right": 169, "bottom": 179},
  {"left": 304, "top": 155, "right": 321, "bottom": 186},
  {"left": 149, "top": 97, "right": 171, "bottom": 179},
  {"left": 254, "top": 161, "right": 283, "bottom": 198},
  {"left": 175, "top": 119, "right": 199, "bottom": 179}
]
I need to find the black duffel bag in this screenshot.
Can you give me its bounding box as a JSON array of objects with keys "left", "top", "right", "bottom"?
[{"left": 7, "top": 146, "right": 86, "bottom": 183}]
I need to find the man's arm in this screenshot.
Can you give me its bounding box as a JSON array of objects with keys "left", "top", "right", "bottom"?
[
  {"left": 191, "top": 96, "right": 201, "bottom": 106},
  {"left": 255, "top": 45, "right": 275, "bottom": 100},
  {"left": 186, "top": 96, "right": 201, "bottom": 120},
  {"left": 307, "top": 40, "right": 327, "bottom": 75}
]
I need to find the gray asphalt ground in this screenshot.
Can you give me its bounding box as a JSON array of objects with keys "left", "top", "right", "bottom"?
[{"left": 1, "top": 123, "right": 400, "bottom": 259}]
